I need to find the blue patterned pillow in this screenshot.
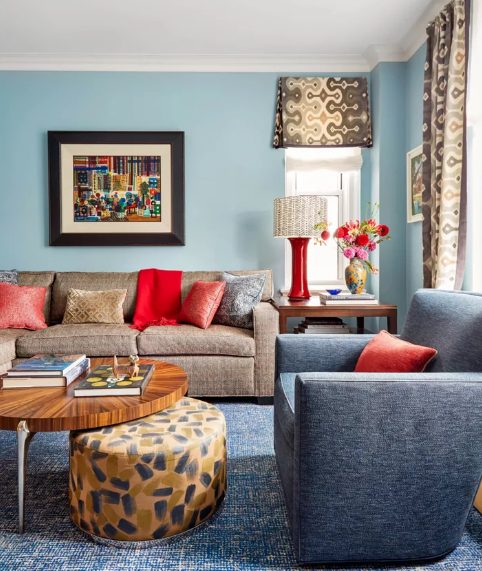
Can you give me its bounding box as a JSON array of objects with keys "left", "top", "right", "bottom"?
[
  {"left": 0, "top": 269, "right": 18, "bottom": 285},
  {"left": 213, "top": 272, "right": 266, "bottom": 329}
]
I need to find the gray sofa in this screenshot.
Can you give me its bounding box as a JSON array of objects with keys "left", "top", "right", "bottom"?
[
  {"left": 0, "top": 270, "right": 279, "bottom": 401},
  {"left": 274, "top": 289, "right": 482, "bottom": 564}
]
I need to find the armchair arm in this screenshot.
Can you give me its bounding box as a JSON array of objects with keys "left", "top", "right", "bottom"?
[
  {"left": 290, "top": 371, "right": 482, "bottom": 564},
  {"left": 275, "top": 334, "right": 374, "bottom": 377},
  {"left": 253, "top": 302, "right": 279, "bottom": 397}
]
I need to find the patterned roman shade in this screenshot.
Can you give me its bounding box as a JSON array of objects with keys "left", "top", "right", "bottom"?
[{"left": 273, "top": 77, "right": 372, "bottom": 148}]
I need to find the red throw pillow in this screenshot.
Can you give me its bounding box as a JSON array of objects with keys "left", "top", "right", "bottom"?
[
  {"left": 179, "top": 281, "right": 226, "bottom": 329},
  {"left": 355, "top": 330, "right": 437, "bottom": 373},
  {"left": 0, "top": 283, "right": 48, "bottom": 330}
]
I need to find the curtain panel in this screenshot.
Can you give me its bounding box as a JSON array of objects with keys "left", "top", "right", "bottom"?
[
  {"left": 273, "top": 77, "right": 372, "bottom": 149},
  {"left": 422, "top": 0, "right": 470, "bottom": 289}
]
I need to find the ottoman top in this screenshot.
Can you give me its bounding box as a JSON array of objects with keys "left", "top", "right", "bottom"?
[{"left": 71, "top": 397, "right": 225, "bottom": 457}]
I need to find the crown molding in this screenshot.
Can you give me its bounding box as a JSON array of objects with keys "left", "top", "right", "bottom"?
[
  {"left": 0, "top": 52, "right": 371, "bottom": 72},
  {"left": 400, "top": 0, "right": 447, "bottom": 60},
  {"left": 363, "top": 45, "right": 406, "bottom": 70}
]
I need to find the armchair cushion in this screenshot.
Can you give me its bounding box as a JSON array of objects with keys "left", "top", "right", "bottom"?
[{"left": 355, "top": 330, "right": 437, "bottom": 373}]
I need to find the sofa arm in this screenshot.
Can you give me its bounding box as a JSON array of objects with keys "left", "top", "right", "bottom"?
[
  {"left": 290, "top": 371, "right": 482, "bottom": 564},
  {"left": 275, "top": 334, "right": 373, "bottom": 378},
  {"left": 253, "top": 302, "right": 279, "bottom": 397}
]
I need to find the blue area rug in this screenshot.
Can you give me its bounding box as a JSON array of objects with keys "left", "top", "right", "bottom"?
[{"left": 0, "top": 403, "right": 481, "bottom": 570}]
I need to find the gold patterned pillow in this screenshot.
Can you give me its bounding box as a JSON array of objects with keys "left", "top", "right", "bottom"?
[{"left": 62, "top": 288, "right": 127, "bottom": 324}]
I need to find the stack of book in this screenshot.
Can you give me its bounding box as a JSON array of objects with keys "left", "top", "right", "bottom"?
[
  {"left": 2, "top": 354, "right": 90, "bottom": 389},
  {"left": 319, "top": 292, "right": 378, "bottom": 305},
  {"left": 295, "top": 317, "right": 350, "bottom": 334}
]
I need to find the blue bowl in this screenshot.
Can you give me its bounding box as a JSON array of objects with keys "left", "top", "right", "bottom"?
[{"left": 326, "top": 288, "right": 342, "bottom": 295}]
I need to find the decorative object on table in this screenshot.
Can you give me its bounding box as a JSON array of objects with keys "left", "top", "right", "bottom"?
[
  {"left": 213, "top": 272, "right": 266, "bottom": 328},
  {"left": 273, "top": 77, "right": 372, "bottom": 148},
  {"left": 325, "top": 288, "right": 342, "bottom": 296},
  {"left": 48, "top": 131, "right": 184, "bottom": 246},
  {"left": 2, "top": 357, "right": 90, "bottom": 389},
  {"left": 62, "top": 288, "right": 127, "bottom": 324},
  {"left": 422, "top": 0, "right": 469, "bottom": 290},
  {"left": 69, "top": 397, "right": 226, "bottom": 542},
  {"left": 0, "top": 269, "right": 18, "bottom": 285},
  {"left": 179, "top": 280, "right": 226, "bottom": 329},
  {"left": 130, "top": 268, "right": 183, "bottom": 331},
  {"left": 128, "top": 354, "right": 140, "bottom": 379},
  {"left": 73, "top": 362, "right": 155, "bottom": 397},
  {"left": 407, "top": 145, "right": 423, "bottom": 223},
  {"left": 0, "top": 283, "right": 48, "bottom": 330},
  {"left": 317, "top": 209, "right": 391, "bottom": 294},
  {"left": 354, "top": 330, "right": 438, "bottom": 373},
  {"left": 274, "top": 195, "right": 327, "bottom": 300}
]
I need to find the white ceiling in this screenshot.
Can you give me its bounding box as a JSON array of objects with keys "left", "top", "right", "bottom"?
[{"left": 0, "top": 0, "right": 445, "bottom": 71}]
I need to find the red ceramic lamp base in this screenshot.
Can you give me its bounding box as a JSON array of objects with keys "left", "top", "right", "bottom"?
[{"left": 288, "top": 237, "right": 311, "bottom": 300}]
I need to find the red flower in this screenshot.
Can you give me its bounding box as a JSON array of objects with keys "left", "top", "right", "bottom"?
[
  {"left": 355, "top": 234, "right": 370, "bottom": 246},
  {"left": 335, "top": 226, "right": 347, "bottom": 238},
  {"left": 320, "top": 230, "right": 330, "bottom": 241},
  {"left": 377, "top": 224, "right": 390, "bottom": 237}
]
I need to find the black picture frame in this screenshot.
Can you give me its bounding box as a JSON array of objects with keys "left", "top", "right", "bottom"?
[{"left": 48, "top": 131, "right": 185, "bottom": 246}]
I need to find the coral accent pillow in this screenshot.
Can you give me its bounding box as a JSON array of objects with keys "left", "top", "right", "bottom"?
[
  {"left": 355, "top": 330, "right": 437, "bottom": 373},
  {"left": 179, "top": 281, "right": 226, "bottom": 329},
  {"left": 0, "top": 283, "right": 48, "bottom": 330}
]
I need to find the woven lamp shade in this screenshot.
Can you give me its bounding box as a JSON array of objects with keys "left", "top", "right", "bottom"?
[{"left": 273, "top": 195, "right": 327, "bottom": 238}]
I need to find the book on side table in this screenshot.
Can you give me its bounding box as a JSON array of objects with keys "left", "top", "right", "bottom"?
[
  {"left": 74, "top": 363, "right": 155, "bottom": 397},
  {"left": 2, "top": 354, "right": 90, "bottom": 388},
  {"left": 319, "top": 292, "right": 378, "bottom": 305}
]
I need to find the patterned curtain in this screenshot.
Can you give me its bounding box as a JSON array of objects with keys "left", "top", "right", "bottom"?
[
  {"left": 273, "top": 77, "right": 372, "bottom": 148},
  {"left": 422, "top": 0, "right": 470, "bottom": 289}
]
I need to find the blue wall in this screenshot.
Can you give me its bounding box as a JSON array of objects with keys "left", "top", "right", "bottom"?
[
  {"left": 0, "top": 72, "right": 286, "bottom": 284},
  {"left": 369, "top": 62, "right": 408, "bottom": 322},
  {"left": 0, "top": 64, "right": 426, "bottom": 324},
  {"left": 405, "top": 45, "right": 426, "bottom": 307}
]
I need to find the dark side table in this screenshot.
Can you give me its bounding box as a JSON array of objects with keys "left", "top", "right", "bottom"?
[{"left": 272, "top": 296, "right": 398, "bottom": 334}]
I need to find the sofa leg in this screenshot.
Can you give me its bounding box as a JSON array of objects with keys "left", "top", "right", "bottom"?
[{"left": 257, "top": 396, "right": 274, "bottom": 405}]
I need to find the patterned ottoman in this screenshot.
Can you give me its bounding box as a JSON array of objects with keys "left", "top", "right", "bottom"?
[{"left": 69, "top": 397, "right": 226, "bottom": 542}]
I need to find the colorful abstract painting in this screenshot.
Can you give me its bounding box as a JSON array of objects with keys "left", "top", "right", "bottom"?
[{"left": 73, "top": 155, "right": 161, "bottom": 222}]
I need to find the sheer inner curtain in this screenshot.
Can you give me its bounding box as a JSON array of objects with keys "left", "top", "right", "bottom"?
[
  {"left": 467, "top": 0, "right": 482, "bottom": 291},
  {"left": 422, "top": 0, "right": 470, "bottom": 290}
]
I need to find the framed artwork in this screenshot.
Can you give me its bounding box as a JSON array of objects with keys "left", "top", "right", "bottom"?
[
  {"left": 406, "top": 144, "right": 423, "bottom": 223},
  {"left": 48, "top": 131, "right": 184, "bottom": 246}
]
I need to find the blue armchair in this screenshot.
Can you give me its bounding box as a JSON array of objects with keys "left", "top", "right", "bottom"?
[{"left": 274, "top": 289, "right": 482, "bottom": 565}]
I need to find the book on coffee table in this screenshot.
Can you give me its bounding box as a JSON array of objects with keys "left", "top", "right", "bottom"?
[
  {"left": 74, "top": 364, "right": 154, "bottom": 397},
  {"left": 6, "top": 354, "right": 87, "bottom": 377},
  {"left": 2, "top": 358, "right": 90, "bottom": 389}
]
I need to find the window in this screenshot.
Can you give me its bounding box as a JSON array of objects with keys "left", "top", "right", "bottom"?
[{"left": 284, "top": 147, "right": 361, "bottom": 289}]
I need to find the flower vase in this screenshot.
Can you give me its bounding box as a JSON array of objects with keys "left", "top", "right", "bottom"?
[{"left": 345, "top": 258, "right": 367, "bottom": 294}]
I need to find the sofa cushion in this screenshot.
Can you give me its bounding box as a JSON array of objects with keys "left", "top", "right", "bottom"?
[
  {"left": 18, "top": 271, "right": 55, "bottom": 323},
  {"left": 0, "top": 283, "right": 48, "bottom": 330},
  {"left": 63, "top": 288, "right": 127, "bottom": 324},
  {"left": 51, "top": 272, "right": 138, "bottom": 323},
  {"left": 181, "top": 270, "right": 273, "bottom": 303},
  {"left": 0, "top": 329, "right": 28, "bottom": 365},
  {"left": 16, "top": 324, "right": 139, "bottom": 358},
  {"left": 137, "top": 324, "right": 255, "bottom": 357},
  {"left": 0, "top": 269, "right": 18, "bottom": 285}
]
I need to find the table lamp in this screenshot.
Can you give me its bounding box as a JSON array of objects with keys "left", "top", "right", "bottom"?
[{"left": 273, "top": 195, "right": 327, "bottom": 300}]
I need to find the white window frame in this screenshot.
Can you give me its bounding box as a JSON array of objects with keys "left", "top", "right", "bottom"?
[{"left": 284, "top": 149, "right": 361, "bottom": 290}]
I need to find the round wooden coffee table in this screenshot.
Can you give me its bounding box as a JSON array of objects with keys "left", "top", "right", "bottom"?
[{"left": 0, "top": 358, "right": 188, "bottom": 533}]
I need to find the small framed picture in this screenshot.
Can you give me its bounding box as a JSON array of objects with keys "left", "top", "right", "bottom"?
[
  {"left": 48, "top": 131, "right": 184, "bottom": 246},
  {"left": 406, "top": 145, "right": 423, "bottom": 223}
]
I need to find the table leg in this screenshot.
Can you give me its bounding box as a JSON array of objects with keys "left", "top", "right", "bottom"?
[
  {"left": 356, "top": 317, "right": 365, "bottom": 332},
  {"left": 17, "top": 420, "right": 35, "bottom": 534},
  {"left": 279, "top": 313, "right": 288, "bottom": 334},
  {"left": 387, "top": 312, "right": 398, "bottom": 334}
]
